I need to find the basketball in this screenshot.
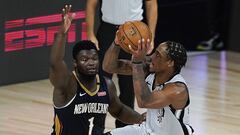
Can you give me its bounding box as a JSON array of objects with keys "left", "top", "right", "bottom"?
[{"left": 117, "top": 21, "right": 152, "bottom": 53}]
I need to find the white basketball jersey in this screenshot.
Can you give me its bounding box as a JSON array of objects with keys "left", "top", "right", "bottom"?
[{"left": 144, "top": 73, "right": 194, "bottom": 135}]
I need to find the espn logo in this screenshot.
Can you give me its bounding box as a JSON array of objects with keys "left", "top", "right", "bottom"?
[{"left": 4, "top": 10, "right": 87, "bottom": 52}]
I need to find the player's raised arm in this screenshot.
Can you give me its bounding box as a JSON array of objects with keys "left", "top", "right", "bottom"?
[
  {"left": 103, "top": 22, "right": 151, "bottom": 76},
  {"left": 130, "top": 38, "right": 153, "bottom": 107},
  {"left": 49, "top": 5, "right": 75, "bottom": 90},
  {"left": 102, "top": 32, "right": 132, "bottom": 75}
]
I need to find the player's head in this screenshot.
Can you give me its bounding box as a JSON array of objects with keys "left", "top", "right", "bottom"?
[
  {"left": 72, "top": 40, "right": 99, "bottom": 75},
  {"left": 150, "top": 41, "right": 187, "bottom": 74}
]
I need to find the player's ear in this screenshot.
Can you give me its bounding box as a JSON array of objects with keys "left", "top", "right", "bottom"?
[
  {"left": 73, "top": 59, "right": 77, "bottom": 67},
  {"left": 168, "top": 60, "right": 174, "bottom": 67}
]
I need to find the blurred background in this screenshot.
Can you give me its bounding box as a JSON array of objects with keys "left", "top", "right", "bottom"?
[
  {"left": 0, "top": 0, "right": 240, "bottom": 134},
  {"left": 0, "top": 0, "right": 239, "bottom": 85}
]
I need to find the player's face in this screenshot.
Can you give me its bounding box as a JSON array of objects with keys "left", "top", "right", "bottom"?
[
  {"left": 75, "top": 49, "right": 99, "bottom": 75},
  {"left": 149, "top": 43, "right": 172, "bottom": 72}
]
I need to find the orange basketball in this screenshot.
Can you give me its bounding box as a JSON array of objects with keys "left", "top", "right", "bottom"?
[{"left": 117, "top": 21, "right": 152, "bottom": 53}]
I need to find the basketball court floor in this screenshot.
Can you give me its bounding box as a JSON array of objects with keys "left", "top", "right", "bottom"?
[{"left": 0, "top": 51, "right": 239, "bottom": 135}]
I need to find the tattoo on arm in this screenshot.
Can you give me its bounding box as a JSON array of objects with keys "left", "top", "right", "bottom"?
[
  {"left": 108, "top": 42, "right": 121, "bottom": 70},
  {"left": 103, "top": 42, "right": 120, "bottom": 72},
  {"left": 103, "top": 42, "right": 132, "bottom": 75},
  {"left": 132, "top": 64, "right": 151, "bottom": 106}
]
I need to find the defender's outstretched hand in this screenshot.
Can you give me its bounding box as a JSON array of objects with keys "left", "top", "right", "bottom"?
[{"left": 61, "top": 5, "right": 76, "bottom": 34}]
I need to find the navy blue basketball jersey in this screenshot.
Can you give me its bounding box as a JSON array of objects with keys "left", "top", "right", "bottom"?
[{"left": 51, "top": 72, "right": 110, "bottom": 135}]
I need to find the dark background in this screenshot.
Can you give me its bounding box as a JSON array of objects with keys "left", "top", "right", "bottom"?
[
  {"left": 146, "top": 0, "right": 231, "bottom": 51},
  {"left": 0, "top": 0, "right": 86, "bottom": 85},
  {"left": 154, "top": 0, "right": 209, "bottom": 50},
  {"left": 0, "top": 0, "right": 239, "bottom": 86}
]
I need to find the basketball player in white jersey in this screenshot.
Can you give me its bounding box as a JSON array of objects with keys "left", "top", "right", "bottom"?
[
  {"left": 86, "top": 0, "right": 158, "bottom": 128},
  {"left": 102, "top": 36, "right": 194, "bottom": 135}
]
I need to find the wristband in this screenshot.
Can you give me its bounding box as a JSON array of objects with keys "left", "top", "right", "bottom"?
[{"left": 132, "top": 61, "right": 143, "bottom": 64}]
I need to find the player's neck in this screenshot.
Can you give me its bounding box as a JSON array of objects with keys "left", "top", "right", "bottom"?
[
  {"left": 77, "top": 72, "right": 96, "bottom": 85},
  {"left": 73, "top": 70, "right": 100, "bottom": 93},
  {"left": 154, "top": 71, "right": 175, "bottom": 86}
]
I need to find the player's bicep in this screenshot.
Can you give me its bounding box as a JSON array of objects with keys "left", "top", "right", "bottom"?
[
  {"left": 49, "top": 61, "right": 70, "bottom": 89},
  {"left": 144, "top": 83, "right": 187, "bottom": 109},
  {"left": 143, "top": 90, "right": 172, "bottom": 108}
]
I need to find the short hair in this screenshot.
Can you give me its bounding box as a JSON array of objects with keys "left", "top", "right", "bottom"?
[
  {"left": 165, "top": 41, "right": 187, "bottom": 74},
  {"left": 72, "top": 40, "right": 97, "bottom": 60}
]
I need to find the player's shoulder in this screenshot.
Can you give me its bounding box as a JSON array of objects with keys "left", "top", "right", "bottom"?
[
  {"left": 145, "top": 73, "right": 155, "bottom": 82},
  {"left": 168, "top": 74, "right": 187, "bottom": 85}
]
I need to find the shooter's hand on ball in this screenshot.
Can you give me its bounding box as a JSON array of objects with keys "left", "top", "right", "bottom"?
[{"left": 130, "top": 38, "right": 151, "bottom": 63}]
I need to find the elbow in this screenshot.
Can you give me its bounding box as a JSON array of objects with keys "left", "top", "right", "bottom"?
[
  {"left": 102, "top": 65, "right": 114, "bottom": 74},
  {"left": 49, "top": 58, "right": 63, "bottom": 70},
  {"left": 49, "top": 59, "right": 55, "bottom": 69},
  {"left": 136, "top": 97, "right": 152, "bottom": 108},
  {"left": 49, "top": 53, "right": 58, "bottom": 66},
  {"left": 137, "top": 103, "right": 145, "bottom": 108},
  {"left": 49, "top": 58, "right": 57, "bottom": 68},
  {"left": 137, "top": 100, "right": 147, "bottom": 108},
  {"left": 102, "top": 61, "right": 114, "bottom": 74}
]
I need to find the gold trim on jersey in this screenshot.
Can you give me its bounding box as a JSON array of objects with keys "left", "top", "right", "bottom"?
[
  {"left": 72, "top": 71, "right": 100, "bottom": 96},
  {"left": 54, "top": 115, "right": 63, "bottom": 135}
]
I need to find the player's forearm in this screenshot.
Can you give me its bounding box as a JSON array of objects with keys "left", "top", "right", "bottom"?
[
  {"left": 132, "top": 63, "right": 151, "bottom": 108},
  {"left": 145, "top": 0, "right": 158, "bottom": 38},
  {"left": 117, "top": 105, "right": 143, "bottom": 124},
  {"left": 102, "top": 42, "right": 121, "bottom": 73},
  {"left": 86, "top": 0, "right": 97, "bottom": 37},
  {"left": 50, "top": 31, "right": 67, "bottom": 66}
]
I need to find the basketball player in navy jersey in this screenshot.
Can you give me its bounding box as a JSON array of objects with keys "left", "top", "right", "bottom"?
[
  {"left": 50, "top": 5, "right": 145, "bottom": 135},
  {"left": 103, "top": 36, "right": 194, "bottom": 134}
]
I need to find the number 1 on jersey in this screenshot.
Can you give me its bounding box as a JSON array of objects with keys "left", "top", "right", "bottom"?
[{"left": 88, "top": 117, "right": 94, "bottom": 135}]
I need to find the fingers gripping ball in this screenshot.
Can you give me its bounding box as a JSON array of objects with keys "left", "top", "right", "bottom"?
[{"left": 117, "top": 21, "right": 152, "bottom": 53}]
